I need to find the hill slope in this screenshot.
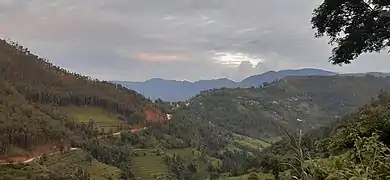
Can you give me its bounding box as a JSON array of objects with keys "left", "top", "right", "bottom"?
[
  {"left": 0, "top": 39, "right": 167, "bottom": 159},
  {"left": 114, "top": 68, "right": 336, "bottom": 101},
  {"left": 260, "top": 91, "right": 390, "bottom": 179},
  {"left": 0, "top": 39, "right": 268, "bottom": 180},
  {"left": 174, "top": 75, "right": 390, "bottom": 140}
]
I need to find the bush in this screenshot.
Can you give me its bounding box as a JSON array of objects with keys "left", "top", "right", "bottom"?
[{"left": 247, "top": 172, "right": 259, "bottom": 180}]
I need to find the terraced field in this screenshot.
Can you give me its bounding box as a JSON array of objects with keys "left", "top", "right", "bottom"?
[
  {"left": 62, "top": 106, "right": 130, "bottom": 132},
  {"left": 131, "top": 149, "right": 170, "bottom": 180},
  {"left": 39, "top": 149, "right": 121, "bottom": 180},
  {"left": 233, "top": 134, "right": 272, "bottom": 151},
  {"left": 0, "top": 149, "right": 120, "bottom": 180}
]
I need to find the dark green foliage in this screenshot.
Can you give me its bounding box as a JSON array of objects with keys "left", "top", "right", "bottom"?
[
  {"left": 318, "top": 91, "right": 390, "bottom": 154},
  {"left": 259, "top": 154, "right": 280, "bottom": 179},
  {"left": 265, "top": 92, "right": 390, "bottom": 179},
  {"left": 84, "top": 138, "right": 133, "bottom": 168},
  {"left": 312, "top": 0, "right": 390, "bottom": 64},
  {"left": 164, "top": 154, "right": 196, "bottom": 180},
  {"left": 216, "top": 151, "right": 259, "bottom": 176}
]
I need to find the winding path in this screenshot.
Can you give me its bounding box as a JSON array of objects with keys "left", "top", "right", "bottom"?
[{"left": 0, "top": 127, "right": 147, "bottom": 165}]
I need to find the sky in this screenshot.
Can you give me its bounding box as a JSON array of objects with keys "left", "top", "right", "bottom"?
[{"left": 0, "top": 0, "right": 390, "bottom": 82}]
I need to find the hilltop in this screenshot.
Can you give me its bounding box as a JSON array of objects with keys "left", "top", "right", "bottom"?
[
  {"left": 174, "top": 75, "right": 390, "bottom": 140},
  {"left": 114, "top": 68, "right": 336, "bottom": 101}
]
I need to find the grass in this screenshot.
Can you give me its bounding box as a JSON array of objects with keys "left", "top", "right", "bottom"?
[
  {"left": 131, "top": 149, "right": 169, "bottom": 180},
  {"left": 62, "top": 106, "right": 129, "bottom": 132},
  {"left": 36, "top": 149, "right": 121, "bottom": 180},
  {"left": 233, "top": 134, "right": 272, "bottom": 151},
  {"left": 166, "top": 148, "right": 221, "bottom": 179},
  {"left": 0, "top": 163, "right": 45, "bottom": 180},
  {"left": 131, "top": 148, "right": 221, "bottom": 180},
  {"left": 222, "top": 173, "right": 275, "bottom": 180},
  {"left": 0, "top": 149, "right": 121, "bottom": 180}
]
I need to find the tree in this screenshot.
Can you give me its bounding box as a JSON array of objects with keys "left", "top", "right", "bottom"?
[
  {"left": 85, "top": 153, "right": 93, "bottom": 164},
  {"left": 311, "top": 0, "right": 390, "bottom": 64}
]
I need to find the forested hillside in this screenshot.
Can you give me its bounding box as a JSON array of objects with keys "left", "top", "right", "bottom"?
[
  {"left": 256, "top": 92, "right": 390, "bottom": 179},
  {"left": 0, "top": 39, "right": 270, "bottom": 180},
  {"left": 0, "top": 39, "right": 169, "bottom": 153},
  {"left": 0, "top": 39, "right": 172, "bottom": 179},
  {"left": 176, "top": 76, "right": 390, "bottom": 140}
]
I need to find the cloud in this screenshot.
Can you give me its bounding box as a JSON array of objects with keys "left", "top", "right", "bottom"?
[
  {"left": 134, "top": 53, "right": 187, "bottom": 62},
  {"left": 213, "top": 52, "right": 263, "bottom": 67},
  {"left": 0, "top": 0, "right": 388, "bottom": 82}
]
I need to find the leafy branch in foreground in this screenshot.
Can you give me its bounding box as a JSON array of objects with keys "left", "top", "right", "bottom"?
[{"left": 311, "top": 0, "right": 390, "bottom": 65}]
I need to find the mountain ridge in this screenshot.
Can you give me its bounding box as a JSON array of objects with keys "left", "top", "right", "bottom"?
[{"left": 113, "top": 68, "right": 337, "bottom": 101}]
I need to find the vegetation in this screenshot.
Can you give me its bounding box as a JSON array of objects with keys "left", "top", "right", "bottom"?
[
  {"left": 173, "top": 76, "right": 390, "bottom": 141},
  {"left": 62, "top": 106, "right": 129, "bottom": 133},
  {"left": 2, "top": 9, "right": 390, "bottom": 178},
  {"left": 0, "top": 149, "right": 120, "bottom": 180},
  {"left": 233, "top": 134, "right": 271, "bottom": 151},
  {"left": 131, "top": 149, "right": 170, "bottom": 180},
  {"left": 0, "top": 38, "right": 166, "bottom": 154},
  {"left": 311, "top": 0, "right": 390, "bottom": 64},
  {"left": 0, "top": 39, "right": 170, "bottom": 179},
  {"left": 222, "top": 172, "right": 274, "bottom": 180},
  {"left": 257, "top": 92, "right": 390, "bottom": 180}
]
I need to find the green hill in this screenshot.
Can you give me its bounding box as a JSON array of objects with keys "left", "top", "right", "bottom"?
[
  {"left": 174, "top": 76, "right": 390, "bottom": 140},
  {"left": 259, "top": 91, "right": 390, "bottom": 179},
  {"left": 145, "top": 75, "right": 390, "bottom": 179},
  {"left": 0, "top": 39, "right": 168, "bottom": 179},
  {"left": 0, "top": 39, "right": 165, "bottom": 155},
  {"left": 3, "top": 38, "right": 390, "bottom": 179},
  {"left": 0, "top": 149, "right": 121, "bottom": 180}
]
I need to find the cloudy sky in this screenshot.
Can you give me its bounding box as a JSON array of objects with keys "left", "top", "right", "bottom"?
[{"left": 0, "top": 0, "right": 390, "bottom": 82}]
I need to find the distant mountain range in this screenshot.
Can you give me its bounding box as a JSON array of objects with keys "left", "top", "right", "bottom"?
[{"left": 113, "top": 68, "right": 339, "bottom": 101}]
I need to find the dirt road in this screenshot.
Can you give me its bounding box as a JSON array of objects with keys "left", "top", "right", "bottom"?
[{"left": 0, "top": 126, "right": 147, "bottom": 165}]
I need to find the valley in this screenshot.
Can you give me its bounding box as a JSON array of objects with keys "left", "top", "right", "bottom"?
[
  {"left": 1, "top": 39, "right": 390, "bottom": 180},
  {"left": 1, "top": 0, "right": 390, "bottom": 179}
]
